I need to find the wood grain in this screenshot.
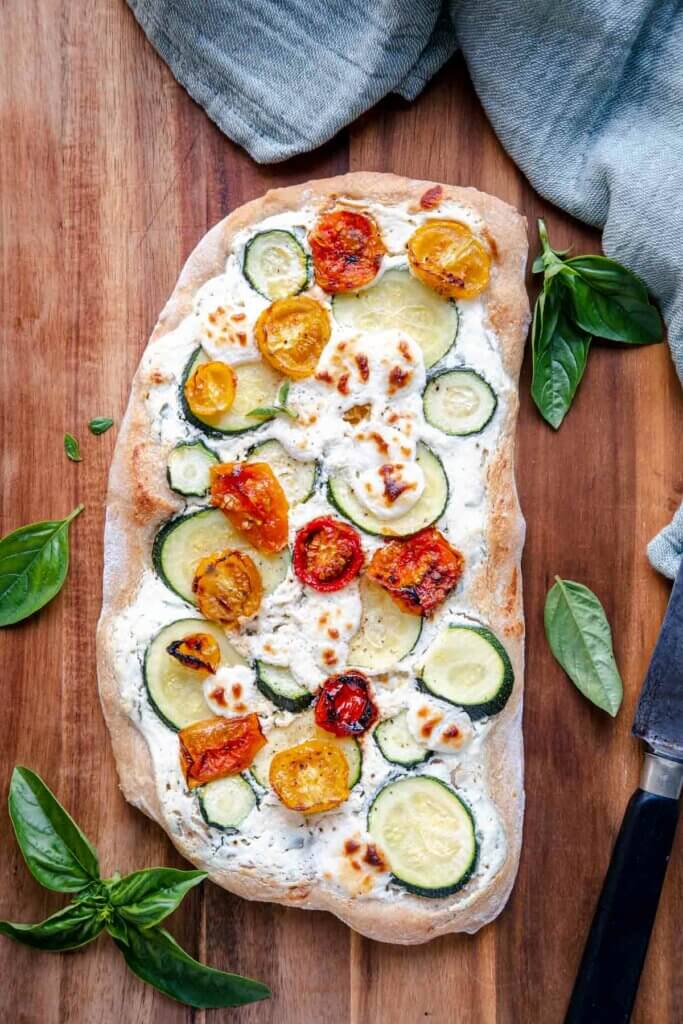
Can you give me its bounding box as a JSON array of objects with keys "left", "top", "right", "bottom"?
[{"left": 1, "top": 5, "right": 682, "bottom": 1022}]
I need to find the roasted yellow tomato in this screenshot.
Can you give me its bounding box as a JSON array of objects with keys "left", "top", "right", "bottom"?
[
  {"left": 407, "top": 219, "right": 491, "bottom": 299},
  {"left": 166, "top": 632, "right": 221, "bottom": 674},
  {"left": 184, "top": 360, "right": 236, "bottom": 417},
  {"left": 192, "top": 549, "right": 262, "bottom": 627},
  {"left": 269, "top": 739, "right": 350, "bottom": 814},
  {"left": 255, "top": 295, "right": 331, "bottom": 379}
]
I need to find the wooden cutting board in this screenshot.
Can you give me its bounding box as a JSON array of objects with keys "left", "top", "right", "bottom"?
[{"left": 1, "top": 4, "right": 682, "bottom": 1021}]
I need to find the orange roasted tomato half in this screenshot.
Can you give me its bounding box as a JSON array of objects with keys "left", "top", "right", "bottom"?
[
  {"left": 309, "top": 210, "right": 386, "bottom": 293},
  {"left": 192, "top": 549, "right": 263, "bottom": 627},
  {"left": 293, "top": 516, "right": 363, "bottom": 592},
  {"left": 184, "top": 360, "right": 236, "bottom": 417},
  {"left": 166, "top": 632, "right": 221, "bottom": 674},
  {"left": 210, "top": 462, "right": 288, "bottom": 554},
  {"left": 269, "top": 739, "right": 350, "bottom": 814},
  {"left": 407, "top": 219, "right": 491, "bottom": 300},
  {"left": 366, "top": 527, "right": 465, "bottom": 617},
  {"left": 179, "top": 713, "right": 266, "bottom": 789},
  {"left": 255, "top": 295, "right": 331, "bottom": 379}
]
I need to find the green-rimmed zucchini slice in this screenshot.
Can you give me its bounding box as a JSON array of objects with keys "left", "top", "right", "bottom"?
[
  {"left": 181, "top": 347, "right": 282, "bottom": 436},
  {"left": 243, "top": 230, "right": 309, "bottom": 300},
  {"left": 368, "top": 776, "right": 477, "bottom": 897},
  {"left": 347, "top": 577, "right": 422, "bottom": 671},
  {"left": 143, "top": 618, "right": 245, "bottom": 730},
  {"left": 419, "top": 624, "right": 513, "bottom": 719},
  {"left": 250, "top": 710, "right": 361, "bottom": 791},
  {"left": 255, "top": 662, "right": 313, "bottom": 713},
  {"left": 153, "top": 507, "right": 289, "bottom": 604},
  {"left": 332, "top": 269, "right": 458, "bottom": 368},
  {"left": 373, "top": 711, "right": 429, "bottom": 768},
  {"left": 199, "top": 774, "right": 258, "bottom": 832},
  {"left": 327, "top": 443, "right": 448, "bottom": 537},
  {"left": 423, "top": 369, "right": 497, "bottom": 436},
  {"left": 247, "top": 438, "right": 317, "bottom": 505},
  {"left": 166, "top": 440, "right": 219, "bottom": 497}
]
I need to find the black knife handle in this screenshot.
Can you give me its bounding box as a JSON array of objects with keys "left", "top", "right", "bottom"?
[{"left": 564, "top": 787, "right": 680, "bottom": 1024}]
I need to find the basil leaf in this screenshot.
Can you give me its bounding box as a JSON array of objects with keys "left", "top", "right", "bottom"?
[
  {"left": 277, "top": 380, "right": 290, "bottom": 406},
  {"left": 531, "top": 285, "right": 591, "bottom": 429},
  {"left": 8, "top": 766, "right": 100, "bottom": 892},
  {"left": 561, "top": 256, "right": 663, "bottom": 344},
  {"left": 246, "top": 406, "right": 278, "bottom": 419},
  {"left": 113, "top": 925, "right": 271, "bottom": 1008},
  {"left": 64, "top": 433, "right": 82, "bottom": 462},
  {"left": 107, "top": 868, "right": 206, "bottom": 928},
  {"left": 105, "top": 912, "right": 130, "bottom": 945},
  {"left": 544, "top": 577, "right": 624, "bottom": 716},
  {"left": 88, "top": 417, "right": 114, "bottom": 435},
  {"left": 0, "top": 901, "right": 104, "bottom": 952},
  {"left": 0, "top": 505, "right": 83, "bottom": 627}
]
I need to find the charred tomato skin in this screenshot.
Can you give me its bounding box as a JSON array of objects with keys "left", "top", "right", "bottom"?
[
  {"left": 315, "top": 671, "right": 378, "bottom": 737},
  {"left": 293, "top": 516, "right": 363, "bottom": 592},
  {"left": 309, "top": 210, "right": 385, "bottom": 293},
  {"left": 179, "top": 713, "right": 266, "bottom": 788},
  {"left": 366, "top": 527, "right": 465, "bottom": 617}
]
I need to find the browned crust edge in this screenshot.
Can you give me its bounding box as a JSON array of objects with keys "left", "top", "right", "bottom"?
[{"left": 96, "top": 172, "right": 530, "bottom": 944}]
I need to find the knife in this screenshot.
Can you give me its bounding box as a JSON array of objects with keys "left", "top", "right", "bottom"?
[{"left": 565, "top": 558, "right": 683, "bottom": 1024}]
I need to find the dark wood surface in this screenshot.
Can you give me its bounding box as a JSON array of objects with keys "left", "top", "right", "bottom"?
[{"left": 1, "top": 4, "right": 682, "bottom": 1022}]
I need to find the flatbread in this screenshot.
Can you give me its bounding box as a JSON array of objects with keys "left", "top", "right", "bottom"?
[{"left": 97, "top": 172, "right": 529, "bottom": 944}]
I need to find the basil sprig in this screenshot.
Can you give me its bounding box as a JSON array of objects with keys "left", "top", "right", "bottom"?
[
  {"left": 531, "top": 221, "right": 663, "bottom": 428},
  {"left": 248, "top": 379, "right": 298, "bottom": 421},
  {"left": 0, "top": 767, "right": 270, "bottom": 1009},
  {"left": 545, "top": 577, "right": 624, "bottom": 717},
  {"left": 0, "top": 505, "right": 83, "bottom": 627}
]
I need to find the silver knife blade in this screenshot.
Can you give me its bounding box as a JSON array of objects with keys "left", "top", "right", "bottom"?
[{"left": 633, "top": 557, "right": 683, "bottom": 759}]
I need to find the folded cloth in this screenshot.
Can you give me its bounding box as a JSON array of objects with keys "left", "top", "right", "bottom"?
[
  {"left": 127, "top": 0, "right": 683, "bottom": 575},
  {"left": 648, "top": 505, "right": 683, "bottom": 581}
]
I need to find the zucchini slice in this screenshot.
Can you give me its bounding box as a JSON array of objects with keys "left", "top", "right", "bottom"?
[
  {"left": 247, "top": 438, "right": 317, "bottom": 505},
  {"left": 327, "top": 443, "right": 448, "bottom": 537},
  {"left": 243, "top": 230, "right": 309, "bottom": 300},
  {"left": 199, "top": 774, "right": 257, "bottom": 832},
  {"left": 332, "top": 269, "right": 458, "bottom": 368},
  {"left": 255, "top": 661, "right": 313, "bottom": 713},
  {"left": 423, "top": 369, "right": 497, "bottom": 436},
  {"left": 153, "top": 507, "right": 289, "bottom": 604},
  {"left": 347, "top": 577, "right": 422, "bottom": 671},
  {"left": 420, "top": 624, "right": 513, "bottom": 719},
  {"left": 368, "top": 776, "right": 477, "bottom": 897},
  {"left": 373, "top": 711, "right": 429, "bottom": 767},
  {"left": 166, "top": 440, "right": 219, "bottom": 497},
  {"left": 181, "top": 347, "right": 282, "bottom": 436},
  {"left": 250, "top": 710, "right": 361, "bottom": 791},
  {"left": 144, "top": 618, "right": 245, "bottom": 730}
]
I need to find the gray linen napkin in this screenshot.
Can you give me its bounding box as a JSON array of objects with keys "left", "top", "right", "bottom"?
[{"left": 127, "top": 0, "right": 683, "bottom": 576}]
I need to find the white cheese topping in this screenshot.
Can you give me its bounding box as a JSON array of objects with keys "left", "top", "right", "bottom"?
[{"left": 405, "top": 692, "right": 474, "bottom": 754}]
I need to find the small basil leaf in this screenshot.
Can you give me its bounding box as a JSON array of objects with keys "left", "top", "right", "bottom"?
[
  {"left": 88, "top": 417, "right": 114, "bottom": 435},
  {"left": 246, "top": 406, "right": 278, "bottom": 419},
  {"left": 544, "top": 577, "right": 623, "bottom": 717},
  {"left": 113, "top": 925, "right": 271, "bottom": 1008},
  {"left": 0, "top": 505, "right": 84, "bottom": 627},
  {"left": 531, "top": 287, "right": 591, "bottom": 429},
  {"left": 64, "top": 433, "right": 82, "bottom": 462},
  {"left": 561, "top": 256, "right": 663, "bottom": 344},
  {"left": 107, "top": 868, "right": 206, "bottom": 928},
  {"left": 105, "top": 913, "right": 130, "bottom": 946},
  {"left": 0, "top": 901, "right": 104, "bottom": 952},
  {"left": 277, "top": 380, "right": 290, "bottom": 406},
  {"left": 8, "top": 766, "right": 99, "bottom": 892}
]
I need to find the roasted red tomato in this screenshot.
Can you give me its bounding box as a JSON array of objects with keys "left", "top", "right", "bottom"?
[
  {"left": 179, "top": 713, "right": 266, "bottom": 789},
  {"left": 366, "top": 527, "right": 465, "bottom": 617},
  {"left": 309, "top": 211, "right": 385, "bottom": 293},
  {"left": 315, "top": 671, "right": 378, "bottom": 737},
  {"left": 293, "top": 516, "right": 363, "bottom": 591},
  {"left": 210, "top": 462, "right": 288, "bottom": 554}
]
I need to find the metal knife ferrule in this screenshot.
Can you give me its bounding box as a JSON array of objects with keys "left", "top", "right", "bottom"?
[{"left": 640, "top": 751, "right": 683, "bottom": 800}]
